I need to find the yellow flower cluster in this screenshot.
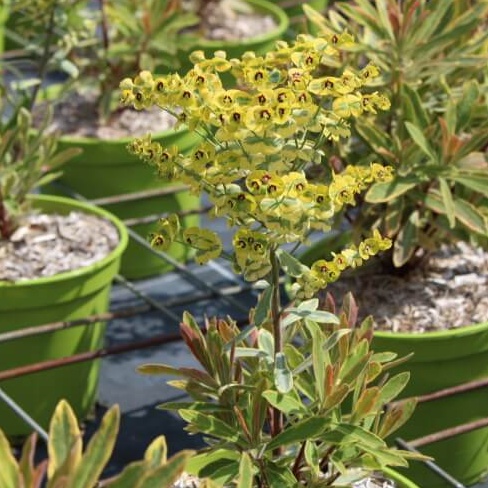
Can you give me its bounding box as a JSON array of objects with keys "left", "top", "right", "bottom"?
[
  {"left": 121, "top": 32, "right": 393, "bottom": 283},
  {"left": 293, "top": 230, "right": 392, "bottom": 299}
]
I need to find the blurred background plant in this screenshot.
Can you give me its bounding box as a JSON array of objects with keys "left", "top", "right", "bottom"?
[
  {"left": 5, "top": 0, "right": 200, "bottom": 121},
  {"left": 305, "top": 0, "right": 488, "bottom": 270},
  {"left": 0, "top": 0, "right": 83, "bottom": 240}
]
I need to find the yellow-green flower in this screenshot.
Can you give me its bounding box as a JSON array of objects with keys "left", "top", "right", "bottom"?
[
  {"left": 233, "top": 229, "right": 271, "bottom": 281},
  {"left": 149, "top": 214, "right": 181, "bottom": 252},
  {"left": 183, "top": 227, "right": 222, "bottom": 264}
]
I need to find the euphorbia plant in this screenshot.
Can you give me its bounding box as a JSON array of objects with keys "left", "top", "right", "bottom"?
[
  {"left": 305, "top": 0, "right": 488, "bottom": 269},
  {"left": 0, "top": 399, "right": 203, "bottom": 487},
  {"left": 120, "top": 32, "right": 425, "bottom": 485}
]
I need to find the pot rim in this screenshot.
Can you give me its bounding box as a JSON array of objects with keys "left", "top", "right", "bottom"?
[{"left": 0, "top": 194, "right": 128, "bottom": 288}]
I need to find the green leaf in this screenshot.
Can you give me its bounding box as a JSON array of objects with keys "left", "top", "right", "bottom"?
[
  {"left": 178, "top": 410, "right": 240, "bottom": 443},
  {"left": 335, "top": 423, "right": 386, "bottom": 448},
  {"left": 199, "top": 458, "right": 240, "bottom": 486},
  {"left": 419, "top": 190, "right": 488, "bottom": 235},
  {"left": 233, "top": 347, "right": 268, "bottom": 360},
  {"left": 186, "top": 449, "right": 239, "bottom": 478},
  {"left": 69, "top": 405, "right": 120, "bottom": 488},
  {"left": 372, "top": 352, "right": 397, "bottom": 363},
  {"left": 339, "top": 339, "right": 370, "bottom": 385},
  {"left": 137, "top": 364, "right": 219, "bottom": 389},
  {"left": 143, "top": 436, "right": 167, "bottom": 468},
  {"left": 365, "top": 177, "right": 419, "bottom": 203},
  {"left": 379, "top": 372, "right": 410, "bottom": 405},
  {"left": 304, "top": 441, "right": 320, "bottom": 476},
  {"left": 450, "top": 174, "right": 488, "bottom": 198},
  {"left": 137, "top": 450, "right": 195, "bottom": 488},
  {"left": 262, "top": 390, "right": 304, "bottom": 415},
  {"left": 257, "top": 329, "right": 274, "bottom": 359},
  {"left": 236, "top": 453, "right": 254, "bottom": 488},
  {"left": 405, "top": 122, "right": 438, "bottom": 162},
  {"left": 110, "top": 462, "right": 146, "bottom": 487},
  {"left": 266, "top": 417, "right": 330, "bottom": 451},
  {"left": 254, "top": 285, "right": 273, "bottom": 327},
  {"left": 260, "top": 460, "right": 298, "bottom": 486},
  {"left": 158, "top": 402, "right": 229, "bottom": 413},
  {"left": 276, "top": 248, "right": 308, "bottom": 277},
  {"left": 282, "top": 300, "right": 340, "bottom": 328},
  {"left": 311, "top": 325, "right": 325, "bottom": 404},
  {"left": 367, "top": 447, "right": 409, "bottom": 468},
  {"left": 439, "top": 178, "right": 455, "bottom": 228},
  {"left": 457, "top": 81, "right": 480, "bottom": 130},
  {"left": 47, "top": 400, "right": 82, "bottom": 479},
  {"left": 385, "top": 197, "right": 404, "bottom": 236},
  {"left": 47, "top": 147, "right": 82, "bottom": 170},
  {"left": 393, "top": 210, "right": 420, "bottom": 267},
  {"left": 0, "top": 429, "right": 20, "bottom": 488},
  {"left": 274, "top": 352, "right": 293, "bottom": 394},
  {"left": 453, "top": 198, "right": 488, "bottom": 235},
  {"left": 402, "top": 85, "right": 429, "bottom": 130},
  {"left": 293, "top": 329, "right": 351, "bottom": 374},
  {"left": 18, "top": 434, "right": 40, "bottom": 488},
  {"left": 375, "top": 0, "right": 395, "bottom": 40},
  {"left": 355, "top": 120, "right": 393, "bottom": 156}
]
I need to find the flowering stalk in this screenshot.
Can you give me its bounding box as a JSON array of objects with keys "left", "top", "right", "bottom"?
[{"left": 121, "top": 32, "right": 420, "bottom": 484}]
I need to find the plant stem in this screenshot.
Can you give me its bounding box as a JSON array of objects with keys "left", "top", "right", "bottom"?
[
  {"left": 291, "top": 441, "right": 306, "bottom": 479},
  {"left": 0, "top": 192, "right": 14, "bottom": 240},
  {"left": 269, "top": 248, "right": 283, "bottom": 444},
  {"left": 270, "top": 249, "right": 282, "bottom": 356}
]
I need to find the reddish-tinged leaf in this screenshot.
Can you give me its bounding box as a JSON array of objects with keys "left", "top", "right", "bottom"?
[
  {"left": 18, "top": 433, "right": 37, "bottom": 487},
  {"left": 379, "top": 398, "right": 417, "bottom": 438},
  {"left": 393, "top": 211, "right": 420, "bottom": 267},
  {"left": 342, "top": 292, "right": 358, "bottom": 328},
  {"left": 180, "top": 319, "right": 214, "bottom": 375},
  {"left": 352, "top": 387, "right": 381, "bottom": 423}
]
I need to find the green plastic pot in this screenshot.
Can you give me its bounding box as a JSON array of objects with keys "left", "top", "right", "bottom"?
[
  {"left": 49, "top": 126, "right": 201, "bottom": 280},
  {"left": 374, "top": 325, "right": 488, "bottom": 487},
  {"left": 0, "top": 194, "right": 128, "bottom": 437},
  {"left": 178, "top": 0, "right": 289, "bottom": 73},
  {"left": 293, "top": 233, "right": 488, "bottom": 487}
]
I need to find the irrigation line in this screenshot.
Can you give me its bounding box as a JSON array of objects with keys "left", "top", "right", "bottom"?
[
  {"left": 395, "top": 438, "right": 466, "bottom": 488},
  {"left": 0, "top": 329, "right": 201, "bottom": 382},
  {"left": 90, "top": 185, "right": 190, "bottom": 206},
  {"left": 0, "top": 280, "right": 258, "bottom": 346},
  {"left": 114, "top": 274, "right": 181, "bottom": 322},
  {"left": 390, "top": 377, "right": 488, "bottom": 408},
  {"left": 407, "top": 417, "right": 488, "bottom": 448},
  {"left": 0, "top": 305, "right": 150, "bottom": 344},
  {"left": 123, "top": 205, "right": 212, "bottom": 227},
  {"left": 0, "top": 388, "right": 49, "bottom": 442}
]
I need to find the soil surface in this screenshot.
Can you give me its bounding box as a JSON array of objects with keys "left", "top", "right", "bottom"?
[
  {"left": 325, "top": 242, "right": 488, "bottom": 333},
  {"left": 171, "top": 472, "right": 396, "bottom": 488},
  {"left": 0, "top": 212, "right": 119, "bottom": 281},
  {"left": 198, "top": 0, "right": 277, "bottom": 40}
]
